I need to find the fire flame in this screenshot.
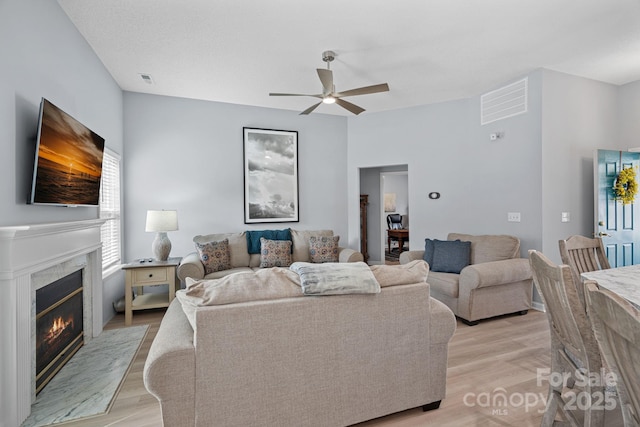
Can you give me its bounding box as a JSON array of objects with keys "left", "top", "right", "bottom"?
[{"left": 45, "top": 316, "right": 73, "bottom": 344}]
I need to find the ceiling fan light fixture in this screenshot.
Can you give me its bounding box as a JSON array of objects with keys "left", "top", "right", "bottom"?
[{"left": 322, "top": 96, "right": 336, "bottom": 104}]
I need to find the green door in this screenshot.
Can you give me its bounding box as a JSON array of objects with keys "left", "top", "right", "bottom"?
[{"left": 595, "top": 149, "right": 640, "bottom": 267}]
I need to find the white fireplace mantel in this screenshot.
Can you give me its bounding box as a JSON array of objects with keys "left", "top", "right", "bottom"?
[{"left": 0, "top": 219, "right": 105, "bottom": 427}]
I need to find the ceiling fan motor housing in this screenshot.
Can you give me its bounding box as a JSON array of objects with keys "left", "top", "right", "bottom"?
[{"left": 322, "top": 50, "right": 336, "bottom": 64}]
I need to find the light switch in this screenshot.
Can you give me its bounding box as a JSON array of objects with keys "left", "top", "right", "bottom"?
[{"left": 507, "top": 212, "right": 521, "bottom": 222}]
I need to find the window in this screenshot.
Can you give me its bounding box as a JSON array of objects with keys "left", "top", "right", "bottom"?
[{"left": 100, "top": 148, "right": 121, "bottom": 275}]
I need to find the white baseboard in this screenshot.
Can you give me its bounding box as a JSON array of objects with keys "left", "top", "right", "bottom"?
[{"left": 531, "top": 301, "right": 545, "bottom": 312}]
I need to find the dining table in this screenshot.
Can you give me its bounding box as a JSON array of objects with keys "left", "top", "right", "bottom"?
[{"left": 581, "top": 264, "right": 640, "bottom": 309}]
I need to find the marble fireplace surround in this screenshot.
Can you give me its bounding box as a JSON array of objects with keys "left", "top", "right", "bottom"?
[{"left": 0, "top": 219, "right": 105, "bottom": 427}]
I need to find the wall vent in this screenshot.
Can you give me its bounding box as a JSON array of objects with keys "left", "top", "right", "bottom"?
[{"left": 481, "top": 77, "right": 527, "bottom": 125}]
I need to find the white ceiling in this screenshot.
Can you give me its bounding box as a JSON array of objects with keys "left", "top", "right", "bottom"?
[{"left": 57, "top": 0, "right": 640, "bottom": 116}]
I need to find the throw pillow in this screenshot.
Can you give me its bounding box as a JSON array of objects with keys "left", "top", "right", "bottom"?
[
  {"left": 309, "top": 235, "right": 340, "bottom": 263},
  {"left": 370, "top": 260, "right": 429, "bottom": 287},
  {"left": 431, "top": 239, "right": 471, "bottom": 274},
  {"left": 246, "top": 229, "right": 292, "bottom": 254},
  {"left": 195, "top": 239, "right": 231, "bottom": 274},
  {"left": 423, "top": 238, "right": 435, "bottom": 266},
  {"left": 290, "top": 229, "right": 334, "bottom": 262},
  {"left": 260, "top": 237, "right": 293, "bottom": 268}
]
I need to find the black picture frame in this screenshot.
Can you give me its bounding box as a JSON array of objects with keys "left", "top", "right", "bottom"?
[{"left": 243, "top": 127, "right": 299, "bottom": 223}]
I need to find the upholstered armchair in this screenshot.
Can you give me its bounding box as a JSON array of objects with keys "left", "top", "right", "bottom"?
[{"left": 400, "top": 233, "right": 533, "bottom": 325}]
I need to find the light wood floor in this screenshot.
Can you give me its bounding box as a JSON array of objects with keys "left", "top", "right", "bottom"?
[{"left": 58, "top": 308, "right": 621, "bottom": 427}]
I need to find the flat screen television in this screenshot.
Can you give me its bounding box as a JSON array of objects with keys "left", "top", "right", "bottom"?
[{"left": 29, "top": 98, "right": 105, "bottom": 206}]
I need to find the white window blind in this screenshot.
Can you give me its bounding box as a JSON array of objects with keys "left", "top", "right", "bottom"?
[{"left": 100, "top": 148, "right": 121, "bottom": 273}]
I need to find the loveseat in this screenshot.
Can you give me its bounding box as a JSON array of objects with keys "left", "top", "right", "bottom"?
[
  {"left": 177, "top": 228, "right": 363, "bottom": 282},
  {"left": 400, "top": 233, "right": 533, "bottom": 325},
  {"left": 144, "top": 261, "right": 456, "bottom": 427}
]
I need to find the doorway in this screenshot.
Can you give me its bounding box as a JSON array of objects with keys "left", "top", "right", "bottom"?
[
  {"left": 359, "top": 165, "right": 408, "bottom": 265},
  {"left": 381, "top": 172, "right": 408, "bottom": 264}
]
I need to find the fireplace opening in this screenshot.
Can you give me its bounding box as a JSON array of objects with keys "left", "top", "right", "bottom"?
[{"left": 35, "top": 269, "right": 84, "bottom": 394}]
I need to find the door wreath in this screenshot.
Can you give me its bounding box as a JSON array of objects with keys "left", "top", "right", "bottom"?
[{"left": 613, "top": 167, "right": 638, "bottom": 205}]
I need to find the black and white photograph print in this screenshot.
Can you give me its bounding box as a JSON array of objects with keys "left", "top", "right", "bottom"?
[{"left": 243, "top": 128, "right": 299, "bottom": 223}]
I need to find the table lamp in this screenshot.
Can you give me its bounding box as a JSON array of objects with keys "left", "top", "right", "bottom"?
[{"left": 145, "top": 210, "right": 178, "bottom": 261}]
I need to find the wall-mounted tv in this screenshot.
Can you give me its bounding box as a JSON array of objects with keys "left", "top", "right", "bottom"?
[{"left": 29, "top": 98, "right": 105, "bottom": 206}]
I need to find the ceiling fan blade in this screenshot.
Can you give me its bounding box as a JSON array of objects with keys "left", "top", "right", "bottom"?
[
  {"left": 334, "top": 83, "right": 389, "bottom": 98},
  {"left": 335, "top": 98, "right": 365, "bottom": 115},
  {"left": 317, "top": 68, "right": 334, "bottom": 94},
  {"left": 269, "top": 93, "right": 323, "bottom": 98},
  {"left": 299, "top": 102, "right": 322, "bottom": 115}
]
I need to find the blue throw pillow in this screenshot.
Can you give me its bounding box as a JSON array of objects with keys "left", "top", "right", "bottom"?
[
  {"left": 246, "top": 229, "right": 292, "bottom": 254},
  {"left": 431, "top": 239, "right": 471, "bottom": 274},
  {"left": 423, "top": 238, "right": 435, "bottom": 266}
]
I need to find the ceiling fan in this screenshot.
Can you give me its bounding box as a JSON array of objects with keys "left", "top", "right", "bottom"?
[{"left": 269, "top": 50, "right": 389, "bottom": 115}]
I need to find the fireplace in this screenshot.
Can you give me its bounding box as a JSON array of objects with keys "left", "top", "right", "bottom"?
[
  {"left": 0, "top": 219, "right": 105, "bottom": 427},
  {"left": 35, "top": 269, "right": 84, "bottom": 394}
]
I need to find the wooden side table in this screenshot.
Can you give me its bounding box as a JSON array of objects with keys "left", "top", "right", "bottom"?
[{"left": 121, "top": 257, "right": 181, "bottom": 326}]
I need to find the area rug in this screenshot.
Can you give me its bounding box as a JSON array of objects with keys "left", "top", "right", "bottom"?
[
  {"left": 22, "top": 324, "right": 149, "bottom": 427},
  {"left": 385, "top": 248, "right": 401, "bottom": 262}
]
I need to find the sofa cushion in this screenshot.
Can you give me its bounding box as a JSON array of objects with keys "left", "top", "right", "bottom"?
[
  {"left": 260, "top": 237, "right": 293, "bottom": 268},
  {"left": 448, "top": 233, "right": 520, "bottom": 264},
  {"left": 183, "top": 268, "right": 302, "bottom": 305},
  {"left": 431, "top": 239, "right": 471, "bottom": 274},
  {"left": 309, "top": 235, "right": 340, "bottom": 263},
  {"left": 370, "top": 260, "right": 429, "bottom": 287},
  {"left": 246, "top": 229, "right": 292, "bottom": 254},
  {"left": 193, "top": 232, "right": 250, "bottom": 268},
  {"left": 177, "top": 268, "right": 304, "bottom": 329},
  {"left": 290, "top": 261, "right": 380, "bottom": 295},
  {"left": 203, "top": 266, "right": 253, "bottom": 280},
  {"left": 195, "top": 239, "right": 231, "bottom": 274},
  {"left": 290, "top": 229, "right": 334, "bottom": 262},
  {"left": 428, "top": 271, "right": 461, "bottom": 298}
]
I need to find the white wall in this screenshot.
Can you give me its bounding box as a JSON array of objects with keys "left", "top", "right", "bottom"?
[
  {"left": 123, "top": 92, "right": 348, "bottom": 263},
  {"left": 618, "top": 80, "right": 640, "bottom": 150},
  {"left": 348, "top": 72, "right": 543, "bottom": 259},
  {"left": 0, "top": 0, "right": 124, "bottom": 325},
  {"left": 540, "top": 70, "right": 622, "bottom": 263}
]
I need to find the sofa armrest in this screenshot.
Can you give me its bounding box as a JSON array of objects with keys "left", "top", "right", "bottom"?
[
  {"left": 143, "top": 300, "right": 196, "bottom": 426},
  {"left": 338, "top": 247, "right": 364, "bottom": 263},
  {"left": 429, "top": 297, "right": 456, "bottom": 344},
  {"left": 177, "top": 252, "right": 205, "bottom": 281},
  {"left": 399, "top": 250, "right": 425, "bottom": 265},
  {"left": 459, "top": 258, "right": 532, "bottom": 290}
]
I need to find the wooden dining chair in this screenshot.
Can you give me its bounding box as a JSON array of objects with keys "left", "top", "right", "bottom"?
[
  {"left": 559, "top": 235, "right": 611, "bottom": 307},
  {"left": 529, "top": 250, "right": 605, "bottom": 427},
  {"left": 585, "top": 282, "right": 640, "bottom": 427}
]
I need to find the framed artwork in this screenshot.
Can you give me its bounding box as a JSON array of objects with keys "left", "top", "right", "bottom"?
[
  {"left": 243, "top": 127, "right": 299, "bottom": 223},
  {"left": 384, "top": 193, "right": 397, "bottom": 212}
]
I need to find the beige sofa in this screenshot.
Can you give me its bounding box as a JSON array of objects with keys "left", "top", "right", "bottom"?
[
  {"left": 177, "top": 229, "right": 363, "bottom": 282},
  {"left": 144, "top": 263, "right": 456, "bottom": 427},
  {"left": 400, "top": 233, "right": 533, "bottom": 325}
]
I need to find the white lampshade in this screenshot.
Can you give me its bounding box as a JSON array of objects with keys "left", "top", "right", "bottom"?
[{"left": 145, "top": 210, "right": 178, "bottom": 232}]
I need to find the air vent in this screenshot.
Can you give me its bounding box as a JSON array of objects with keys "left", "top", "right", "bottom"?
[
  {"left": 139, "top": 73, "right": 154, "bottom": 85},
  {"left": 481, "top": 77, "right": 527, "bottom": 125}
]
